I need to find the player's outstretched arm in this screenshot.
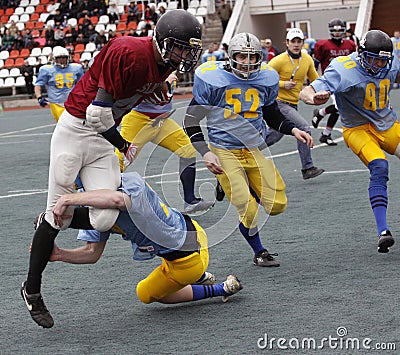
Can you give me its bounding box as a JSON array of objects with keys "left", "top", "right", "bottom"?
[
  {"left": 299, "top": 86, "right": 330, "bottom": 105},
  {"left": 50, "top": 241, "right": 107, "bottom": 264}
]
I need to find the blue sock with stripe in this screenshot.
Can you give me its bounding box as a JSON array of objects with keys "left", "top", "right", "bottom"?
[
  {"left": 368, "top": 159, "right": 389, "bottom": 235},
  {"left": 239, "top": 222, "right": 264, "bottom": 254},
  {"left": 191, "top": 284, "right": 228, "bottom": 301}
]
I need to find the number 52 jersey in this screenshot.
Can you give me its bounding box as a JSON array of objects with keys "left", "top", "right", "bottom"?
[
  {"left": 34, "top": 63, "right": 84, "bottom": 105},
  {"left": 311, "top": 52, "right": 400, "bottom": 131}
]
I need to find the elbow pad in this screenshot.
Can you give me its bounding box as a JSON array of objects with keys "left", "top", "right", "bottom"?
[{"left": 86, "top": 101, "right": 114, "bottom": 133}]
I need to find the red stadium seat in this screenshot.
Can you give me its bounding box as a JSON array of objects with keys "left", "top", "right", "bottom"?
[
  {"left": 90, "top": 16, "right": 98, "bottom": 24},
  {"left": 116, "top": 23, "right": 126, "bottom": 32},
  {"left": 15, "top": 57, "right": 25, "bottom": 67},
  {"left": 127, "top": 21, "right": 137, "bottom": 30},
  {"left": 0, "top": 9, "right": 4, "bottom": 16},
  {"left": 74, "top": 43, "right": 85, "bottom": 53},
  {"left": 19, "top": 48, "right": 30, "bottom": 58},
  {"left": 9, "top": 50, "right": 19, "bottom": 59},
  {"left": 1, "top": 15, "right": 9, "bottom": 23},
  {"left": 3, "top": 58, "right": 15, "bottom": 69},
  {"left": 5, "top": 8, "right": 14, "bottom": 16},
  {"left": 30, "top": 13, "right": 39, "bottom": 21},
  {"left": 25, "top": 21, "right": 35, "bottom": 30},
  {"left": 34, "top": 5, "right": 44, "bottom": 13}
]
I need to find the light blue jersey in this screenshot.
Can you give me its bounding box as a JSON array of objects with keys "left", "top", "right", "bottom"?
[
  {"left": 391, "top": 36, "right": 400, "bottom": 60},
  {"left": 35, "top": 63, "right": 84, "bottom": 105},
  {"left": 201, "top": 50, "right": 225, "bottom": 63},
  {"left": 311, "top": 52, "right": 400, "bottom": 131},
  {"left": 78, "top": 172, "right": 187, "bottom": 261},
  {"left": 193, "top": 61, "right": 279, "bottom": 149}
]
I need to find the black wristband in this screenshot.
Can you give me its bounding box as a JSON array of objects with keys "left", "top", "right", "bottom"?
[{"left": 100, "top": 125, "right": 129, "bottom": 151}]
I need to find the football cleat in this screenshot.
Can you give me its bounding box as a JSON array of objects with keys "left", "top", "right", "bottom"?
[
  {"left": 215, "top": 181, "right": 225, "bottom": 201},
  {"left": 301, "top": 167, "right": 325, "bottom": 180},
  {"left": 184, "top": 199, "right": 214, "bottom": 215},
  {"left": 377, "top": 230, "right": 395, "bottom": 253},
  {"left": 195, "top": 272, "right": 216, "bottom": 285},
  {"left": 312, "top": 109, "right": 324, "bottom": 128},
  {"left": 319, "top": 133, "right": 337, "bottom": 146},
  {"left": 222, "top": 274, "right": 243, "bottom": 302},
  {"left": 20, "top": 281, "right": 54, "bottom": 328},
  {"left": 253, "top": 249, "right": 280, "bottom": 267}
]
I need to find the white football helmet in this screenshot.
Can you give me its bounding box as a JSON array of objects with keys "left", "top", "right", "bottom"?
[
  {"left": 53, "top": 46, "right": 69, "bottom": 69},
  {"left": 228, "top": 33, "right": 262, "bottom": 79}
]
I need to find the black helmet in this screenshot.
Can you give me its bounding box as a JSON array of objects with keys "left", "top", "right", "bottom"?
[
  {"left": 358, "top": 30, "right": 393, "bottom": 78},
  {"left": 154, "top": 9, "right": 202, "bottom": 72},
  {"left": 328, "top": 18, "right": 346, "bottom": 40}
]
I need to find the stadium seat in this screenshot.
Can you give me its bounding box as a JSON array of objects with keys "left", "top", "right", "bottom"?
[
  {"left": 25, "top": 21, "right": 35, "bottom": 29},
  {"left": 199, "top": 0, "right": 208, "bottom": 7},
  {"left": 92, "top": 50, "right": 100, "bottom": 58},
  {"left": 116, "top": 23, "right": 126, "bottom": 32},
  {"left": 35, "top": 5, "right": 45, "bottom": 13},
  {"left": 16, "top": 22, "right": 25, "bottom": 30},
  {"left": 0, "top": 68, "right": 9, "bottom": 78},
  {"left": 9, "top": 50, "right": 20, "bottom": 59},
  {"left": 27, "top": 56, "right": 37, "bottom": 65},
  {"left": 20, "top": 13, "right": 31, "bottom": 22},
  {"left": 0, "top": 78, "right": 4, "bottom": 87},
  {"left": 15, "top": 57, "right": 25, "bottom": 67},
  {"left": 120, "top": 13, "right": 127, "bottom": 22},
  {"left": 157, "top": 1, "right": 167, "bottom": 9},
  {"left": 19, "top": 0, "right": 30, "bottom": 7},
  {"left": 74, "top": 43, "right": 85, "bottom": 54},
  {"left": 3, "top": 59, "right": 15, "bottom": 69},
  {"left": 38, "top": 12, "right": 49, "bottom": 23},
  {"left": 105, "top": 23, "right": 116, "bottom": 32},
  {"left": 196, "top": 15, "right": 204, "bottom": 25},
  {"left": 9, "top": 67, "right": 21, "bottom": 77},
  {"left": 34, "top": 21, "right": 44, "bottom": 28},
  {"left": 196, "top": 6, "right": 207, "bottom": 16},
  {"left": 15, "top": 76, "right": 26, "bottom": 86},
  {"left": 167, "top": 1, "right": 178, "bottom": 9},
  {"left": 5, "top": 8, "right": 15, "bottom": 16},
  {"left": 127, "top": 21, "right": 137, "bottom": 30},
  {"left": 80, "top": 52, "right": 92, "bottom": 62},
  {"left": 15, "top": 7, "right": 25, "bottom": 15},
  {"left": 20, "top": 48, "right": 30, "bottom": 58},
  {"left": 46, "top": 19, "right": 54, "bottom": 27},
  {"left": 31, "top": 29, "right": 40, "bottom": 38},
  {"left": 25, "top": 6, "right": 35, "bottom": 14},
  {"left": 9, "top": 14, "right": 20, "bottom": 23},
  {"left": 73, "top": 53, "right": 80, "bottom": 62},
  {"left": 30, "top": 0, "right": 40, "bottom": 5},
  {"left": 0, "top": 59, "right": 3, "bottom": 68},
  {"left": 4, "top": 77, "right": 15, "bottom": 88},
  {"left": 85, "top": 42, "right": 96, "bottom": 52},
  {"left": 1, "top": 15, "right": 9, "bottom": 23},
  {"left": 98, "top": 15, "right": 109, "bottom": 25},
  {"left": 67, "top": 17, "right": 77, "bottom": 26},
  {"left": 30, "top": 13, "right": 39, "bottom": 21},
  {"left": 41, "top": 46, "right": 52, "bottom": 56},
  {"left": 90, "top": 16, "right": 98, "bottom": 24},
  {"left": 95, "top": 24, "right": 105, "bottom": 33},
  {"left": 187, "top": 8, "right": 196, "bottom": 15},
  {"left": 189, "top": 0, "right": 199, "bottom": 8},
  {"left": 0, "top": 51, "right": 10, "bottom": 60},
  {"left": 30, "top": 47, "right": 41, "bottom": 57},
  {"left": 41, "top": 0, "right": 50, "bottom": 4},
  {"left": 39, "top": 55, "right": 48, "bottom": 63}
]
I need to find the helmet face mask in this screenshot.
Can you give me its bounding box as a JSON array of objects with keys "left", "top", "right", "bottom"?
[
  {"left": 358, "top": 30, "right": 393, "bottom": 79},
  {"left": 228, "top": 33, "right": 262, "bottom": 80},
  {"left": 154, "top": 9, "right": 202, "bottom": 73},
  {"left": 328, "top": 18, "right": 346, "bottom": 40},
  {"left": 53, "top": 46, "right": 70, "bottom": 69}
]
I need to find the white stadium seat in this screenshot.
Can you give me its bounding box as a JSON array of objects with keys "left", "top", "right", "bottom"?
[{"left": 4, "top": 77, "right": 15, "bottom": 87}]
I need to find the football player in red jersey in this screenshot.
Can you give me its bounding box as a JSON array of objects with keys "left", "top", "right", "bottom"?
[
  {"left": 311, "top": 18, "right": 357, "bottom": 145},
  {"left": 20, "top": 9, "right": 203, "bottom": 329}
]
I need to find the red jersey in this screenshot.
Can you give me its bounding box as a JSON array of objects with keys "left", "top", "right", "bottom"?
[
  {"left": 314, "top": 39, "right": 356, "bottom": 73},
  {"left": 64, "top": 36, "right": 171, "bottom": 122}
]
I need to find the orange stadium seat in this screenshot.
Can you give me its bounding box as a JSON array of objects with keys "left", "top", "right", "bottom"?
[
  {"left": 35, "top": 21, "right": 44, "bottom": 29},
  {"left": 90, "top": 16, "right": 98, "bottom": 24},
  {"left": 5, "top": 8, "right": 14, "bottom": 16},
  {"left": 9, "top": 50, "right": 19, "bottom": 59},
  {"left": 15, "top": 57, "right": 25, "bottom": 67},
  {"left": 120, "top": 13, "right": 128, "bottom": 22},
  {"left": 1, "top": 15, "right": 9, "bottom": 23},
  {"left": 31, "top": 29, "right": 40, "bottom": 38},
  {"left": 116, "top": 23, "right": 126, "bottom": 32},
  {"left": 41, "top": 0, "right": 50, "bottom": 4},
  {"left": 3, "top": 59, "right": 15, "bottom": 69},
  {"left": 74, "top": 43, "right": 85, "bottom": 53},
  {"left": 34, "top": 5, "right": 44, "bottom": 13},
  {"left": 25, "top": 21, "right": 35, "bottom": 29},
  {"left": 0, "top": 9, "right": 4, "bottom": 16},
  {"left": 19, "top": 48, "right": 30, "bottom": 58},
  {"left": 30, "top": 13, "right": 39, "bottom": 21},
  {"left": 127, "top": 21, "right": 137, "bottom": 30}
]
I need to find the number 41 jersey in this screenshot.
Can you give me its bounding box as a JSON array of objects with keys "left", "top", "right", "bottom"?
[{"left": 311, "top": 52, "right": 400, "bottom": 131}]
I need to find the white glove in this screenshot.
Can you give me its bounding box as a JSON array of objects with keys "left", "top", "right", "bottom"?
[
  {"left": 122, "top": 143, "right": 138, "bottom": 169},
  {"left": 86, "top": 102, "right": 114, "bottom": 133}
]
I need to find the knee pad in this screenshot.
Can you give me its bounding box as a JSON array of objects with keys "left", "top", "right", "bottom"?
[
  {"left": 136, "top": 281, "right": 153, "bottom": 304},
  {"left": 54, "top": 153, "right": 81, "bottom": 187},
  {"left": 89, "top": 208, "right": 119, "bottom": 232},
  {"left": 368, "top": 159, "right": 389, "bottom": 186}
]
